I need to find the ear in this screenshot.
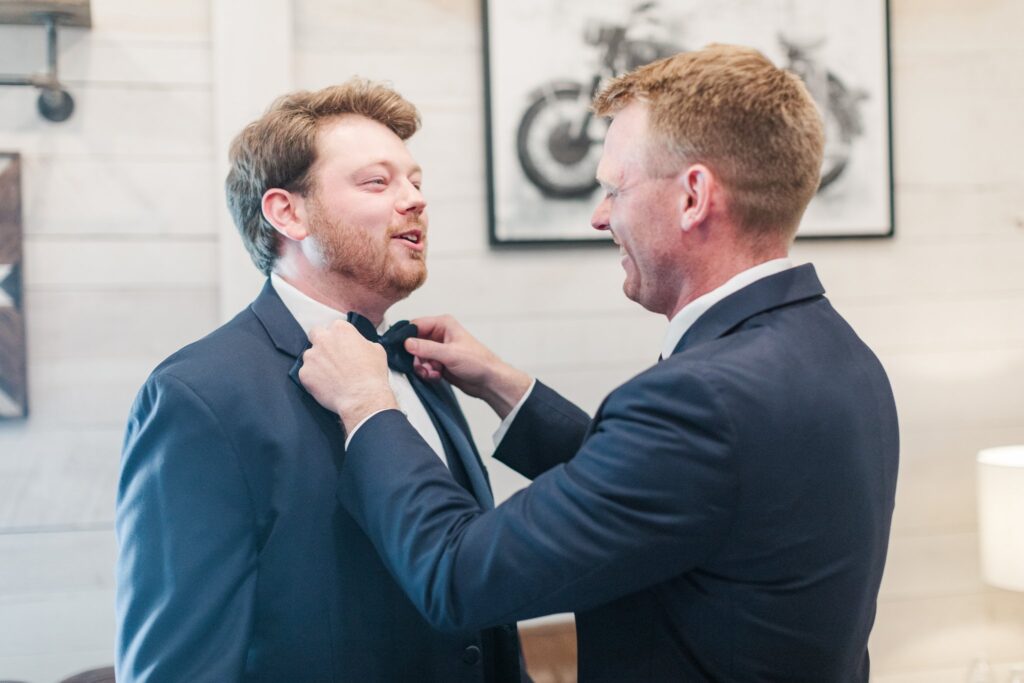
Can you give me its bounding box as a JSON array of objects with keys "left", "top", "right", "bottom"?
[
  {"left": 262, "top": 188, "right": 310, "bottom": 242},
  {"left": 676, "top": 164, "right": 714, "bottom": 233}
]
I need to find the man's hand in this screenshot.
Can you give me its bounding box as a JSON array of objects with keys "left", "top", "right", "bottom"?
[
  {"left": 299, "top": 320, "right": 398, "bottom": 431},
  {"left": 406, "top": 315, "right": 532, "bottom": 419}
]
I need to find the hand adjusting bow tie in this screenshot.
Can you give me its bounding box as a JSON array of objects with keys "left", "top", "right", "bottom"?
[{"left": 346, "top": 312, "right": 417, "bottom": 375}]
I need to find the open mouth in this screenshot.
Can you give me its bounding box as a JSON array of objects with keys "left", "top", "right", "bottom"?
[{"left": 392, "top": 229, "right": 423, "bottom": 245}]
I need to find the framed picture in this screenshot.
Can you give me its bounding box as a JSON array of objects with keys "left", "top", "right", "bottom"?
[
  {"left": 0, "top": 152, "right": 28, "bottom": 419},
  {"left": 483, "top": 0, "right": 893, "bottom": 244}
]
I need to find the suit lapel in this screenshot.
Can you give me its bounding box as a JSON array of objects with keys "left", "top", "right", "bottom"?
[
  {"left": 411, "top": 375, "right": 495, "bottom": 510},
  {"left": 674, "top": 264, "right": 825, "bottom": 356},
  {"left": 252, "top": 279, "right": 493, "bottom": 508},
  {"left": 248, "top": 281, "right": 349, "bottom": 446},
  {"left": 249, "top": 279, "right": 313, "bottom": 391}
]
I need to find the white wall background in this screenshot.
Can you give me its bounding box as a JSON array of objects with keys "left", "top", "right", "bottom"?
[{"left": 0, "top": 0, "right": 1021, "bottom": 681}]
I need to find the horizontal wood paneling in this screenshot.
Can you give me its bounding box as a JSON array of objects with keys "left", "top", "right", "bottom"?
[
  {"left": 23, "top": 238, "right": 217, "bottom": 288},
  {"left": 0, "top": 427, "right": 123, "bottom": 528},
  {"left": 0, "top": 28, "right": 211, "bottom": 86},
  {"left": 21, "top": 157, "right": 217, "bottom": 237},
  {"left": 883, "top": 346, "right": 1024, "bottom": 429},
  {"left": 890, "top": 0, "right": 1023, "bottom": 54},
  {"left": 292, "top": 0, "right": 479, "bottom": 53},
  {"left": 24, "top": 288, "right": 218, "bottom": 362},
  {"left": 894, "top": 183, "right": 1024, "bottom": 240},
  {"left": 791, "top": 239, "right": 1024, "bottom": 302},
  {"left": 0, "top": 529, "right": 115, "bottom": 597},
  {"left": 294, "top": 51, "right": 480, "bottom": 108},
  {"left": 0, "top": 591, "right": 116, "bottom": 678},
  {"left": 91, "top": 0, "right": 211, "bottom": 38},
  {"left": 879, "top": 533, "right": 985, "bottom": 601},
  {"left": 0, "top": 86, "right": 212, "bottom": 158}
]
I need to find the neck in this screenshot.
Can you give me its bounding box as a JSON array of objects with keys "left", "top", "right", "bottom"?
[
  {"left": 273, "top": 262, "right": 394, "bottom": 327},
  {"left": 665, "top": 243, "right": 788, "bottom": 320}
]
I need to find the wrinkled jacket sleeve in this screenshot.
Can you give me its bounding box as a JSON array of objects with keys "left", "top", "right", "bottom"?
[
  {"left": 337, "top": 369, "right": 737, "bottom": 632},
  {"left": 115, "top": 373, "right": 256, "bottom": 682},
  {"left": 492, "top": 380, "right": 592, "bottom": 480}
]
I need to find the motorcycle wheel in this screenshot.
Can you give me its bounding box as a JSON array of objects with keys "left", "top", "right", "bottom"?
[{"left": 516, "top": 84, "right": 603, "bottom": 199}]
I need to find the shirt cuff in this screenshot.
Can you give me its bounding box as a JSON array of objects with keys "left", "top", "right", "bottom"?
[
  {"left": 345, "top": 409, "right": 394, "bottom": 449},
  {"left": 492, "top": 379, "right": 537, "bottom": 447}
]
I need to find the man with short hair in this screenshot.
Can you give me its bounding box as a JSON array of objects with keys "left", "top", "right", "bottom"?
[
  {"left": 299, "top": 45, "right": 899, "bottom": 681},
  {"left": 115, "top": 79, "right": 524, "bottom": 682}
]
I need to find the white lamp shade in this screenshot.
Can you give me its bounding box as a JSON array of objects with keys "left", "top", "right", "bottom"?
[{"left": 977, "top": 445, "right": 1024, "bottom": 591}]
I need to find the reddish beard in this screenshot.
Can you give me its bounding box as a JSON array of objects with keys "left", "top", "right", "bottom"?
[{"left": 309, "top": 212, "right": 428, "bottom": 301}]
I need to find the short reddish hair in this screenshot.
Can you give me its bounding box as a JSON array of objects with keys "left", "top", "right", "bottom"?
[{"left": 594, "top": 44, "right": 824, "bottom": 240}]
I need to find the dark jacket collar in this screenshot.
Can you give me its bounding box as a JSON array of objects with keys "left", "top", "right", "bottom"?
[
  {"left": 249, "top": 279, "right": 310, "bottom": 359},
  {"left": 673, "top": 263, "right": 825, "bottom": 356}
]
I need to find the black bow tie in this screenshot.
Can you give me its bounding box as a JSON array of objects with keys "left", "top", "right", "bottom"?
[{"left": 346, "top": 312, "right": 417, "bottom": 375}]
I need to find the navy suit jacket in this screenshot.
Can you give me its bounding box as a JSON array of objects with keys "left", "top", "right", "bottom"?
[
  {"left": 115, "top": 281, "right": 522, "bottom": 682},
  {"left": 337, "top": 264, "right": 899, "bottom": 682}
]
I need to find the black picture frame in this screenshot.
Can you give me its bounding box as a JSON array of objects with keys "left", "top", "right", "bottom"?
[
  {"left": 482, "top": 0, "right": 894, "bottom": 246},
  {"left": 0, "top": 152, "right": 28, "bottom": 419}
]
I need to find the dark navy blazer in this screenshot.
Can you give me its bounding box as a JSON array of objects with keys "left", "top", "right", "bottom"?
[
  {"left": 337, "top": 264, "right": 899, "bottom": 682},
  {"left": 115, "top": 281, "right": 522, "bottom": 682}
]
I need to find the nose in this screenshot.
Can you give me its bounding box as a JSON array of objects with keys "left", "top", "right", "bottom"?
[
  {"left": 591, "top": 197, "right": 611, "bottom": 232},
  {"left": 397, "top": 179, "right": 426, "bottom": 216}
]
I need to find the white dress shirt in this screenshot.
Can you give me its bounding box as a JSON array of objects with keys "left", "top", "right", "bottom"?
[
  {"left": 659, "top": 258, "right": 794, "bottom": 360},
  {"left": 270, "top": 273, "right": 448, "bottom": 466},
  {"left": 494, "top": 258, "right": 795, "bottom": 444}
]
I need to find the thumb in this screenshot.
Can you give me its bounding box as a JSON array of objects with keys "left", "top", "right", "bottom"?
[{"left": 405, "top": 337, "right": 457, "bottom": 366}]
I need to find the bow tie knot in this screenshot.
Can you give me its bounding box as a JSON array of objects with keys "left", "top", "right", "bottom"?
[{"left": 346, "top": 312, "right": 417, "bottom": 374}]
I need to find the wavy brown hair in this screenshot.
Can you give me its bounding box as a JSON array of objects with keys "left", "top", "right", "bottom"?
[{"left": 226, "top": 79, "right": 420, "bottom": 275}]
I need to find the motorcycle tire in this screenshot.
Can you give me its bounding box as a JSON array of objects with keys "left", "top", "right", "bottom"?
[{"left": 516, "top": 84, "right": 602, "bottom": 199}]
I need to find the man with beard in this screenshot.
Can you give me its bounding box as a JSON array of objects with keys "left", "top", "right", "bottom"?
[{"left": 115, "top": 80, "right": 524, "bottom": 682}]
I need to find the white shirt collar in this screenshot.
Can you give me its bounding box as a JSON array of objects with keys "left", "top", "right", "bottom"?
[
  {"left": 661, "top": 258, "right": 794, "bottom": 360},
  {"left": 270, "top": 272, "right": 388, "bottom": 337},
  {"left": 272, "top": 274, "right": 448, "bottom": 465}
]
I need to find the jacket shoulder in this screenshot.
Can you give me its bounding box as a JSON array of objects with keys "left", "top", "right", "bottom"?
[{"left": 141, "top": 307, "right": 279, "bottom": 403}]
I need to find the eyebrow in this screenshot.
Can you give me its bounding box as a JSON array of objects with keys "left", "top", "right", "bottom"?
[
  {"left": 358, "top": 160, "right": 422, "bottom": 176},
  {"left": 597, "top": 175, "right": 617, "bottom": 192}
]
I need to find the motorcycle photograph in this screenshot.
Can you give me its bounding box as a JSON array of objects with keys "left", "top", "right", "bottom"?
[{"left": 514, "top": 1, "right": 867, "bottom": 200}]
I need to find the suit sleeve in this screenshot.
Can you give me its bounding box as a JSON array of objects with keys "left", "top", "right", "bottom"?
[
  {"left": 115, "top": 373, "right": 256, "bottom": 682},
  {"left": 338, "top": 368, "right": 737, "bottom": 632},
  {"left": 492, "top": 380, "right": 592, "bottom": 479}
]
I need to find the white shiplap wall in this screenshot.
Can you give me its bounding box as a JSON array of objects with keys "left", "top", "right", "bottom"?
[
  {"left": 0, "top": 1, "right": 217, "bottom": 680},
  {"left": 851, "top": 0, "right": 1024, "bottom": 678},
  {"left": 0, "top": 0, "right": 1022, "bottom": 680}
]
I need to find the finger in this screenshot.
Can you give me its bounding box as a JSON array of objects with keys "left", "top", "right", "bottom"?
[
  {"left": 328, "top": 318, "right": 356, "bottom": 333},
  {"left": 405, "top": 337, "right": 456, "bottom": 365},
  {"left": 413, "top": 356, "right": 443, "bottom": 381},
  {"left": 413, "top": 363, "right": 441, "bottom": 381},
  {"left": 411, "top": 315, "right": 458, "bottom": 343},
  {"left": 297, "top": 363, "right": 319, "bottom": 392}
]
